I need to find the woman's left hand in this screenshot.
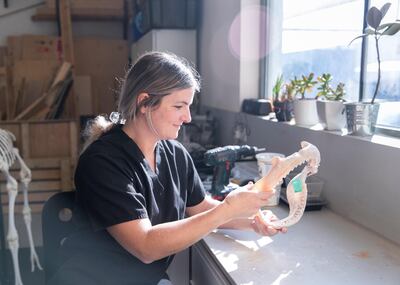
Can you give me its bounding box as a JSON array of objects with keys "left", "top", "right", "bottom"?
[{"left": 251, "top": 210, "right": 288, "bottom": 236}]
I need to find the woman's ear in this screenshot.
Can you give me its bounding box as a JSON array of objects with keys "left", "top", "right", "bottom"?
[{"left": 137, "top": 93, "right": 150, "bottom": 114}]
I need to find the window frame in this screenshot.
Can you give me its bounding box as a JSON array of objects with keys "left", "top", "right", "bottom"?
[{"left": 260, "top": 0, "right": 400, "bottom": 137}]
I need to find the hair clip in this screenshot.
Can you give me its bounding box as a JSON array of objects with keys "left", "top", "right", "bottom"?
[
  {"left": 108, "top": 112, "right": 121, "bottom": 124},
  {"left": 109, "top": 112, "right": 126, "bottom": 124}
]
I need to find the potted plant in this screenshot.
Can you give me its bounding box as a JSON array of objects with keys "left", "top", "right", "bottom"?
[
  {"left": 316, "top": 73, "right": 347, "bottom": 131},
  {"left": 272, "top": 75, "right": 294, "bottom": 122},
  {"left": 292, "top": 72, "right": 319, "bottom": 126},
  {"left": 347, "top": 2, "right": 400, "bottom": 136}
]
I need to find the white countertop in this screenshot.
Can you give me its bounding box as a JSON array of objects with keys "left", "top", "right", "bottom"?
[{"left": 203, "top": 206, "right": 400, "bottom": 285}]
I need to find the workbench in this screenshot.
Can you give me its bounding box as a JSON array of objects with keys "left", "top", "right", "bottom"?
[{"left": 191, "top": 205, "right": 400, "bottom": 285}]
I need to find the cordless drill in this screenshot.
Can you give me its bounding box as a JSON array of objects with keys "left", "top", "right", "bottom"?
[{"left": 204, "top": 145, "right": 266, "bottom": 200}]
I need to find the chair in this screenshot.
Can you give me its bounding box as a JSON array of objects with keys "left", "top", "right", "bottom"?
[{"left": 42, "top": 191, "right": 77, "bottom": 283}]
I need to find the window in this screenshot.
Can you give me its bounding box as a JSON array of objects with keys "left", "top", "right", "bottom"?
[
  {"left": 263, "top": 0, "right": 400, "bottom": 133},
  {"left": 369, "top": 0, "right": 400, "bottom": 134}
]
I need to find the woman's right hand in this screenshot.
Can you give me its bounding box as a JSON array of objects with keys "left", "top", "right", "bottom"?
[{"left": 221, "top": 183, "right": 273, "bottom": 220}]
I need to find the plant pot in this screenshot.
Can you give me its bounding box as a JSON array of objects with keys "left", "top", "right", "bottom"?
[
  {"left": 316, "top": 100, "right": 346, "bottom": 131},
  {"left": 293, "top": 99, "right": 319, "bottom": 126},
  {"left": 344, "top": 102, "right": 380, "bottom": 136},
  {"left": 273, "top": 100, "right": 294, "bottom": 122}
]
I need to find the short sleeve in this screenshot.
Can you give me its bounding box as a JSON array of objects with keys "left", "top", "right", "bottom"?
[
  {"left": 75, "top": 153, "right": 148, "bottom": 231},
  {"left": 182, "top": 147, "right": 206, "bottom": 207}
]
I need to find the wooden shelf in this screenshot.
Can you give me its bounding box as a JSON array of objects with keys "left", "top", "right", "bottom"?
[{"left": 32, "top": 6, "right": 125, "bottom": 22}]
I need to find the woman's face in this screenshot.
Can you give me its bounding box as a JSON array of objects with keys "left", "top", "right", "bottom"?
[{"left": 149, "top": 87, "right": 194, "bottom": 140}]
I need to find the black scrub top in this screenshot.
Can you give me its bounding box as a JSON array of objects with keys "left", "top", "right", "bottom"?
[{"left": 49, "top": 125, "right": 206, "bottom": 285}]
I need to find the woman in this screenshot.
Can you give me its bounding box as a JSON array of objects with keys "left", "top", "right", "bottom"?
[{"left": 49, "top": 52, "right": 286, "bottom": 285}]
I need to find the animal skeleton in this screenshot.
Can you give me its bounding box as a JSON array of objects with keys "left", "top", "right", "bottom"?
[
  {"left": 0, "top": 129, "right": 42, "bottom": 285},
  {"left": 254, "top": 141, "right": 321, "bottom": 228}
]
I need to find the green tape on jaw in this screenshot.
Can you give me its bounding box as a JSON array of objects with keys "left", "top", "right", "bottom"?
[{"left": 292, "top": 178, "right": 302, "bottom": 193}]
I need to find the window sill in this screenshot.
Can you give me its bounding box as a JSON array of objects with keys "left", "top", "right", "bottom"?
[{"left": 259, "top": 116, "right": 400, "bottom": 150}]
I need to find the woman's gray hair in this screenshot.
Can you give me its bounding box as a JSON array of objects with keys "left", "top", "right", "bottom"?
[{"left": 82, "top": 51, "right": 200, "bottom": 152}]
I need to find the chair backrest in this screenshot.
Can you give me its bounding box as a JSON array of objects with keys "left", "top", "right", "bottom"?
[{"left": 42, "top": 191, "right": 77, "bottom": 282}]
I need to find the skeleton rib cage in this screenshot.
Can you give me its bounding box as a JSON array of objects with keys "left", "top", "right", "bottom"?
[{"left": 0, "top": 130, "right": 16, "bottom": 172}]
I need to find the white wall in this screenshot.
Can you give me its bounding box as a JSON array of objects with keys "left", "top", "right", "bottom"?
[
  {"left": 239, "top": 0, "right": 261, "bottom": 105},
  {"left": 0, "top": 1, "right": 56, "bottom": 45},
  {"left": 199, "top": 0, "right": 261, "bottom": 112},
  {"left": 131, "top": 29, "right": 197, "bottom": 66}
]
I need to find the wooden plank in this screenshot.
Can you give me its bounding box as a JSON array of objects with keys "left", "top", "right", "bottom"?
[
  {"left": 23, "top": 158, "right": 63, "bottom": 169},
  {"left": 1, "top": 190, "right": 58, "bottom": 204},
  {"left": 7, "top": 35, "right": 60, "bottom": 62},
  {"left": 59, "top": 0, "right": 76, "bottom": 118},
  {"left": 7, "top": 36, "right": 23, "bottom": 64},
  {"left": 29, "top": 107, "right": 50, "bottom": 120},
  {"left": 32, "top": 6, "right": 124, "bottom": 21},
  {"left": 46, "top": 0, "right": 124, "bottom": 10},
  {"left": 14, "top": 84, "right": 61, "bottom": 121},
  {"left": 16, "top": 81, "right": 47, "bottom": 118},
  {"left": 13, "top": 94, "right": 46, "bottom": 121},
  {"left": 12, "top": 60, "right": 60, "bottom": 115},
  {"left": 3, "top": 203, "right": 44, "bottom": 214},
  {"left": 21, "top": 35, "right": 60, "bottom": 61},
  {"left": 12, "top": 62, "right": 72, "bottom": 120},
  {"left": 0, "top": 121, "right": 78, "bottom": 164},
  {"left": 0, "top": 181, "right": 61, "bottom": 193},
  {"left": 32, "top": 108, "right": 52, "bottom": 120},
  {"left": 60, "top": 159, "right": 72, "bottom": 191},
  {"left": 0, "top": 66, "right": 6, "bottom": 120},
  {"left": 51, "top": 62, "right": 72, "bottom": 88},
  {"left": 0, "top": 123, "right": 20, "bottom": 149},
  {"left": 28, "top": 121, "right": 72, "bottom": 158},
  {"left": 0, "top": 169, "right": 60, "bottom": 182},
  {"left": 74, "top": 38, "right": 128, "bottom": 114},
  {"left": 46, "top": 76, "right": 74, "bottom": 119},
  {"left": 69, "top": 121, "right": 78, "bottom": 163},
  {"left": 12, "top": 77, "right": 25, "bottom": 118},
  {"left": 44, "top": 63, "right": 74, "bottom": 119},
  {"left": 75, "top": 75, "right": 92, "bottom": 115},
  {"left": 5, "top": 157, "right": 68, "bottom": 170},
  {"left": 7, "top": 36, "right": 128, "bottom": 116},
  {"left": 0, "top": 46, "right": 7, "bottom": 66},
  {"left": 21, "top": 123, "right": 30, "bottom": 158},
  {"left": 5, "top": 66, "right": 13, "bottom": 120},
  {"left": 12, "top": 60, "right": 59, "bottom": 86},
  {"left": 59, "top": 0, "right": 74, "bottom": 65}
]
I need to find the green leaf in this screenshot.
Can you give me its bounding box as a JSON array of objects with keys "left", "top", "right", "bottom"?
[
  {"left": 382, "top": 23, "right": 400, "bottom": 35},
  {"left": 349, "top": 28, "right": 377, "bottom": 45},
  {"left": 380, "top": 3, "right": 391, "bottom": 18},
  {"left": 367, "top": 7, "right": 383, "bottom": 29},
  {"left": 349, "top": 34, "right": 367, "bottom": 45},
  {"left": 377, "top": 22, "right": 399, "bottom": 30},
  {"left": 272, "top": 74, "right": 284, "bottom": 100}
]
